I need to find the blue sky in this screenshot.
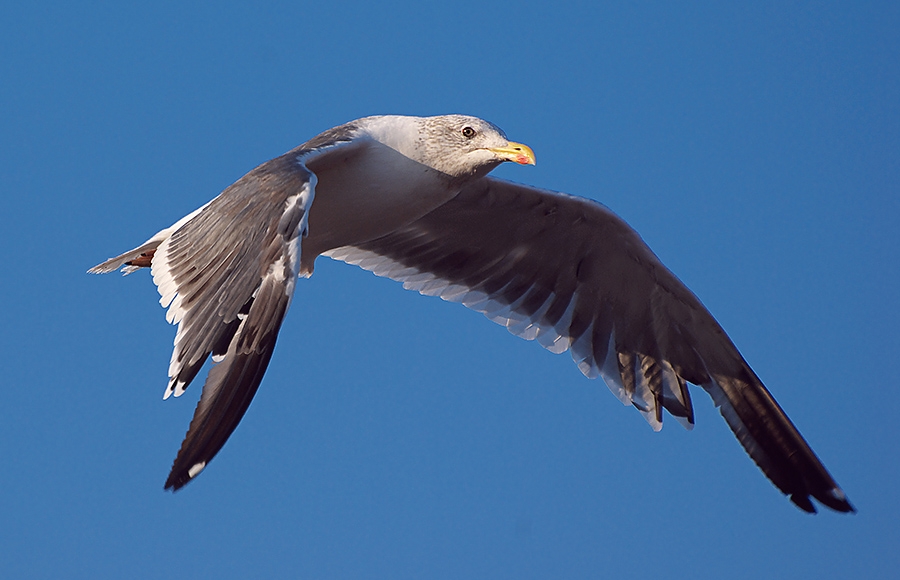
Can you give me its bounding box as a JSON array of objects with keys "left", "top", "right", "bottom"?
[{"left": 2, "top": 1, "right": 897, "bottom": 578}]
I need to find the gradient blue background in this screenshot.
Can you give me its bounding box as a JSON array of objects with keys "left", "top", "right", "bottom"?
[{"left": 2, "top": 2, "right": 897, "bottom": 578}]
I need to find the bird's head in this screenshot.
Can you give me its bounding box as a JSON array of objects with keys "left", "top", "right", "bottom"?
[{"left": 415, "top": 115, "right": 536, "bottom": 180}]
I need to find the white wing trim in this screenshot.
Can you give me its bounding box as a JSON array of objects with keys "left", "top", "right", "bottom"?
[{"left": 323, "top": 245, "right": 666, "bottom": 425}]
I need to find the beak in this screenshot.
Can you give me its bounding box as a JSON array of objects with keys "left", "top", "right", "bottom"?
[{"left": 488, "top": 141, "right": 536, "bottom": 165}]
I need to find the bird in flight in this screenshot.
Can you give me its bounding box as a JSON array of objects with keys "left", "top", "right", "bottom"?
[{"left": 90, "top": 114, "right": 853, "bottom": 513}]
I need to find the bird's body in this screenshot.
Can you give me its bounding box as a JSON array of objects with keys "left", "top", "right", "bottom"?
[
  {"left": 299, "top": 117, "right": 464, "bottom": 266},
  {"left": 90, "top": 114, "right": 853, "bottom": 513}
]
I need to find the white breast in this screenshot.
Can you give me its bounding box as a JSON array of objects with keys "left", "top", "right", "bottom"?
[{"left": 300, "top": 138, "right": 460, "bottom": 272}]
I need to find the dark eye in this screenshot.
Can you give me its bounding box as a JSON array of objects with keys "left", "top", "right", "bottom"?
[{"left": 461, "top": 126, "right": 476, "bottom": 139}]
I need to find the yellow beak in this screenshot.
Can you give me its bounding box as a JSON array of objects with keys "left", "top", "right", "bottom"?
[{"left": 488, "top": 141, "right": 536, "bottom": 165}]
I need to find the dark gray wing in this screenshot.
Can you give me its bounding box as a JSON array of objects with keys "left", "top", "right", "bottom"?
[
  {"left": 163, "top": 253, "right": 293, "bottom": 490},
  {"left": 90, "top": 125, "right": 362, "bottom": 490},
  {"left": 153, "top": 151, "right": 316, "bottom": 490},
  {"left": 324, "top": 176, "right": 854, "bottom": 513},
  {"left": 159, "top": 133, "right": 371, "bottom": 489}
]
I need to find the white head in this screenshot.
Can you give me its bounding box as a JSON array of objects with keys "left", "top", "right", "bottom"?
[{"left": 362, "top": 114, "right": 536, "bottom": 180}]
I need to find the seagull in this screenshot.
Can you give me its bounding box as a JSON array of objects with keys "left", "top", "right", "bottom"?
[{"left": 89, "top": 114, "right": 853, "bottom": 513}]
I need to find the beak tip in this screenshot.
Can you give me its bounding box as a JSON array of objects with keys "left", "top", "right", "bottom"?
[{"left": 487, "top": 142, "right": 536, "bottom": 166}]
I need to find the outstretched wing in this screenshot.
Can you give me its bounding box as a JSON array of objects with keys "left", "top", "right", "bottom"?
[
  {"left": 155, "top": 152, "right": 315, "bottom": 489},
  {"left": 324, "top": 176, "right": 854, "bottom": 513},
  {"left": 90, "top": 132, "right": 361, "bottom": 490}
]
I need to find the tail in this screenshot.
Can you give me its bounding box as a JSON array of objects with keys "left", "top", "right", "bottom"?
[{"left": 88, "top": 241, "right": 161, "bottom": 275}]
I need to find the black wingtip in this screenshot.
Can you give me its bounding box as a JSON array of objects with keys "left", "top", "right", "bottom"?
[
  {"left": 790, "top": 493, "right": 817, "bottom": 514},
  {"left": 164, "top": 460, "right": 207, "bottom": 492},
  {"left": 164, "top": 475, "right": 184, "bottom": 492},
  {"left": 788, "top": 486, "right": 856, "bottom": 514},
  {"left": 815, "top": 487, "right": 857, "bottom": 514}
]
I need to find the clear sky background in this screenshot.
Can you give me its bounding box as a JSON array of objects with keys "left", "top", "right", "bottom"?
[{"left": 2, "top": 1, "right": 897, "bottom": 578}]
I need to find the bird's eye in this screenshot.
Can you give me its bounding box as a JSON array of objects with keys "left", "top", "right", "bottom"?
[{"left": 461, "top": 126, "right": 476, "bottom": 139}]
